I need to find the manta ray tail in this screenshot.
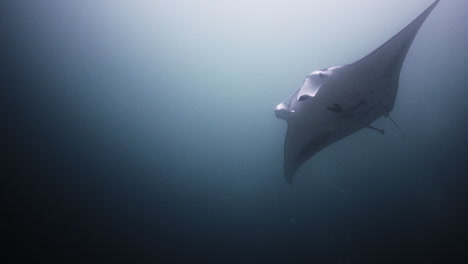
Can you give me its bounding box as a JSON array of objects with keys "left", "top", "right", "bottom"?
[{"left": 388, "top": 115, "right": 407, "bottom": 139}]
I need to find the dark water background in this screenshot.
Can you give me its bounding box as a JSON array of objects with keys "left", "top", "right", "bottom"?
[{"left": 2, "top": 0, "right": 467, "bottom": 263}]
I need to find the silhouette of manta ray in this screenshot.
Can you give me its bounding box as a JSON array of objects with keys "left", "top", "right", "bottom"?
[{"left": 275, "top": 0, "right": 440, "bottom": 183}]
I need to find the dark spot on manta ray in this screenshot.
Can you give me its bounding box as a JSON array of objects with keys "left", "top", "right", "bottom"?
[
  {"left": 349, "top": 100, "right": 367, "bottom": 112},
  {"left": 355, "top": 92, "right": 360, "bottom": 97},
  {"left": 368, "top": 90, "right": 375, "bottom": 94},
  {"left": 327, "top": 103, "right": 343, "bottom": 113}
]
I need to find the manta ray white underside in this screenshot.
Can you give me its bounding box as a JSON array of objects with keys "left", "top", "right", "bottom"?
[{"left": 275, "top": 0, "right": 440, "bottom": 183}]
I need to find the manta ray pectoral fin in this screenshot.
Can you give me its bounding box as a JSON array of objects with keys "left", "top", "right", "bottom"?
[{"left": 366, "top": 125, "right": 385, "bottom": 135}]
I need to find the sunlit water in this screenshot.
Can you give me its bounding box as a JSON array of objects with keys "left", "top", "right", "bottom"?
[{"left": 2, "top": 0, "right": 467, "bottom": 263}]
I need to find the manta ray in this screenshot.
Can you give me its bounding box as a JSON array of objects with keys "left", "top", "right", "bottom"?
[{"left": 275, "top": 0, "right": 440, "bottom": 183}]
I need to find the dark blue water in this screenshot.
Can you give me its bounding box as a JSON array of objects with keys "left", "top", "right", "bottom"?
[{"left": 2, "top": 1, "right": 467, "bottom": 263}]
